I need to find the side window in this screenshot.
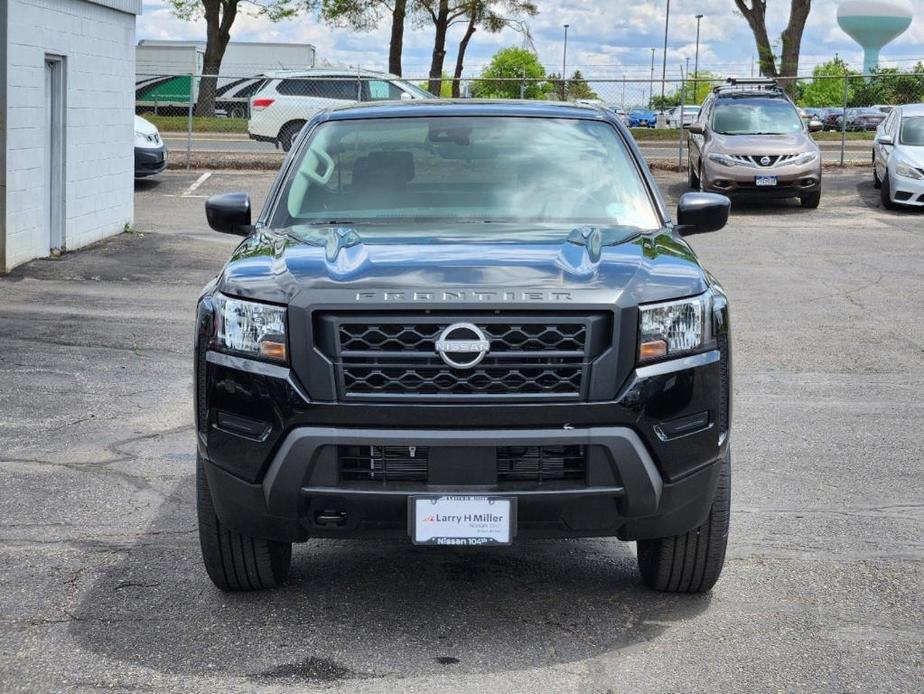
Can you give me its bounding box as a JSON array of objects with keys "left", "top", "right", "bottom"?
[
  {"left": 364, "top": 79, "right": 407, "bottom": 101},
  {"left": 235, "top": 79, "right": 267, "bottom": 99},
  {"left": 278, "top": 78, "right": 359, "bottom": 100},
  {"left": 890, "top": 111, "right": 901, "bottom": 137}
]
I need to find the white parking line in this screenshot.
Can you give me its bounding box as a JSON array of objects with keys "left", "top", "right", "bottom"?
[{"left": 182, "top": 171, "right": 212, "bottom": 198}]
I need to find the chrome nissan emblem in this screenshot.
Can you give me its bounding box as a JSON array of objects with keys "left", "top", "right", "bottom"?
[
  {"left": 760, "top": 156, "right": 771, "bottom": 166},
  {"left": 435, "top": 322, "right": 490, "bottom": 369}
]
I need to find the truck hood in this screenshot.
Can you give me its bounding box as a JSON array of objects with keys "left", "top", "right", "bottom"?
[{"left": 216, "top": 224, "right": 709, "bottom": 305}]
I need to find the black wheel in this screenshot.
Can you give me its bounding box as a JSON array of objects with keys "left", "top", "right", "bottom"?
[
  {"left": 880, "top": 172, "right": 898, "bottom": 209},
  {"left": 688, "top": 155, "right": 700, "bottom": 189},
  {"left": 278, "top": 121, "right": 305, "bottom": 153},
  {"left": 800, "top": 191, "right": 821, "bottom": 209},
  {"left": 229, "top": 104, "right": 248, "bottom": 119},
  {"left": 697, "top": 162, "right": 706, "bottom": 192},
  {"left": 873, "top": 152, "right": 881, "bottom": 189},
  {"left": 637, "top": 450, "right": 730, "bottom": 593},
  {"left": 197, "top": 454, "right": 291, "bottom": 591}
]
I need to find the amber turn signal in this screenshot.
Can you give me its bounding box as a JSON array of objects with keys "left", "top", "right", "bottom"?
[
  {"left": 639, "top": 340, "right": 668, "bottom": 361},
  {"left": 259, "top": 340, "right": 287, "bottom": 362}
]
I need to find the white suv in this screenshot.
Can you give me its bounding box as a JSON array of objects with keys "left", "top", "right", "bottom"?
[{"left": 248, "top": 69, "right": 432, "bottom": 151}]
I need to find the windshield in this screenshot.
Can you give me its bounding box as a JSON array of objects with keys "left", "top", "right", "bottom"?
[
  {"left": 711, "top": 98, "right": 804, "bottom": 135},
  {"left": 900, "top": 116, "right": 924, "bottom": 146},
  {"left": 274, "top": 116, "right": 660, "bottom": 230}
]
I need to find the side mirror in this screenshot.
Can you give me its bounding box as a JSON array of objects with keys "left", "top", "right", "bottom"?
[
  {"left": 205, "top": 192, "right": 252, "bottom": 236},
  {"left": 808, "top": 120, "right": 823, "bottom": 132},
  {"left": 876, "top": 134, "right": 894, "bottom": 146},
  {"left": 400, "top": 91, "right": 413, "bottom": 101},
  {"left": 676, "top": 192, "right": 730, "bottom": 236},
  {"left": 688, "top": 122, "right": 705, "bottom": 135}
]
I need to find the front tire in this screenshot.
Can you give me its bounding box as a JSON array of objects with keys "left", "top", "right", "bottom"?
[
  {"left": 197, "top": 455, "right": 292, "bottom": 591},
  {"left": 636, "top": 450, "right": 730, "bottom": 593},
  {"left": 688, "top": 155, "right": 700, "bottom": 188},
  {"left": 800, "top": 191, "right": 821, "bottom": 209},
  {"left": 880, "top": 172, "right": 898, "bottom": 210}
]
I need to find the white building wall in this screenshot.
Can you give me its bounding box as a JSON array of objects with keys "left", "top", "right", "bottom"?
[{"left": 4, "top": 0, "right": 139, "bottom": 272}]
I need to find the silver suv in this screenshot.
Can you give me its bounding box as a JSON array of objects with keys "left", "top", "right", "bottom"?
[{"left": 688, "top": 79, "right": 823, "bottom": 208}]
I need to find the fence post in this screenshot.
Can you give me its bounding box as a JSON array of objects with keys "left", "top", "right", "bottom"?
[
  {"left": 840, "top": 72, "right": 849, "bottom": 167},
  {"left": 186, "top": 72, "right": 194, "bottom": 170},
  {"left": 520, "top": 69, "right": 525, "bottom": 99},
  {"left": 677, "top": 72, "right": 686, "bottom": 170}
]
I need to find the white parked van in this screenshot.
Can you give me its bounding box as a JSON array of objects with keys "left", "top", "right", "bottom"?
[{"left": 248, "top": 69, "right": 432, "bottom": 150}]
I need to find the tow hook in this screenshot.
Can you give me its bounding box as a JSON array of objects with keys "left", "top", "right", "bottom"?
[{"left": 314, "top": 509, "right": 348, "bottom": 527}]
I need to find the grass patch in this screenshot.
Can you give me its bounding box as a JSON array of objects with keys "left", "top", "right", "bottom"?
[{"left": 138, "top": 114, "right": 248, "bottom": 134}]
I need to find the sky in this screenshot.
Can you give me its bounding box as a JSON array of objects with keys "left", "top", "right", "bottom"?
[{"left": 138, "top": 0, "right": 924, "bottom": 81}]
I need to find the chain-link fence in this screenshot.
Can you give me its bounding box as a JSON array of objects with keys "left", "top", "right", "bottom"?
[{"left": 135, "top": 71, "right": 924, "bottom": 168}]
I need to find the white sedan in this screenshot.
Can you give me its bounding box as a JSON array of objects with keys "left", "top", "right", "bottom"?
[
  {"left": 873, "top": 103, "right": 924, "bottom": 209},
  {"left": 665, "top": 105, "right": 700, "bottom": 128}
]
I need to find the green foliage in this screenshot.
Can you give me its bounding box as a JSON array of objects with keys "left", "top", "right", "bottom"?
[
  {"left": 471, "top": 47, "right": 551, "bottom": 99},
  {"left": 681, "top": 71, "right": 722, "bottom": 104},
  {"left": 419, "top": 73, "right": 454, "bottom": 98},
  {"left": 166, "top": 0, "right": 302, "bottom": 22},
  {"left": 800, "top": 59, "right": 855, "bottom": 107},
  {"left": 650, "top": 93, "right": 680, "bottom": 110}
]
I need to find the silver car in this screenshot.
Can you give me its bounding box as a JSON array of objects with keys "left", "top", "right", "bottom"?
[{"left": 873, "top": 104, "right": 924, "bottom": 209}]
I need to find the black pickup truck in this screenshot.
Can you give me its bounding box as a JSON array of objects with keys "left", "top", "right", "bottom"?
[{"left": 195, "top": 100, "right": 732, "bottom": 593}]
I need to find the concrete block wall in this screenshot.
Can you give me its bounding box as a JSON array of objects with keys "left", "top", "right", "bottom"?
[{"left": 3, "top": 0, "right": 140, "bottom": 272}]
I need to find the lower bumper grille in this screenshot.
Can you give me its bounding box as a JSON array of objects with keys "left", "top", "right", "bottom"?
[{"left": 338, "top": 444, "right": 587, "bottom": 483}]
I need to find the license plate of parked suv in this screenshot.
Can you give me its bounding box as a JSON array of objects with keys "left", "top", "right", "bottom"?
[
  {"left": 410, "top": 496, "right": 515, "bottom": 546},
  {"left": 755, "top": 176, "right": 778, "bottom": 186}
]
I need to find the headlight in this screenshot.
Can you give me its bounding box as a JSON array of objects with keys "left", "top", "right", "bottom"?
[
  {"left": 214, "top": 294, "right": 287, "bottom": 362},
  {"left": 894, "top": 162, "right": 924, "bottom": 180},
  {"left": 638, "top": 295, "right": 706, "bottom": 362},
  {"left": 792, "top": 151, "right": 818, "bottom": 166},
  {"left": 707, "top": 153, "right": 741, "bottom": 167}
]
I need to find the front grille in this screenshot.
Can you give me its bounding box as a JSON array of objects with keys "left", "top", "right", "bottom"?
[
  {"left": 729, "top": 154, "right": 798, "bottom": 168},
  {"left": 337, "top": 445, "right": 587, "bottom": 483},
  {"left": 339, "top": 445, "right": 429, "bottom": 482},
  {"left": 496, "top": 445, "right": 586, "bottom": 482},
  {"left": 320, "top": 313, "right": 607, "bottom": 402}
]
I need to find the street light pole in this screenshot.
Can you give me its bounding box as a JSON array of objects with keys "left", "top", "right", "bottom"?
[
  {"left": 562, "top": 24, "right": 569, "bottom": 101},
  {"left": 694, "top": 14, "right": 703, "bottom": 79},
  {"left": 649, "top": 47, "right": 655, "bottom": 108},
  {"left": 659, "top": 0, "right": 671, "bottom": 114}
]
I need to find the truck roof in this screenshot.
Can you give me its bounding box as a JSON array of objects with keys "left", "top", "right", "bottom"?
[{"left": 320, "top": 99, "right": 613, "bottom": 122}]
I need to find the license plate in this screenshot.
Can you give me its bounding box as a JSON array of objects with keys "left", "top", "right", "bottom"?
[
  {"left": 410, "top": 495, "right": 515, "bottom": 546},
  {"left": 755, "top": 176, "right": 778, "bottom": 186}
]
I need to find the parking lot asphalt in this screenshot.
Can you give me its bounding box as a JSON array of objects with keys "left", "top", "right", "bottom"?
[{"left": 1, "top": 169, "right": 922, "bottom": 693}]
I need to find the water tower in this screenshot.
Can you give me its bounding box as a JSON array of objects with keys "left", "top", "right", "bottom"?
[{"left": 837, "top": 0, "right": 913, "bottom": 75}]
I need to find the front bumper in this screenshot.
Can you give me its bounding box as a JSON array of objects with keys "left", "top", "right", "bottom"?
[
  {"left": 134, "top": 145, "right": 166, "bottom": 177},
  {"left": 888, "top": 170, "right": 924, "bottom": 206},
  {"left": 197, "top": 341, "right": 731, "bottom": 544},
  {"left": 702, "top": 159, "right": 821, "bottom": 197}
]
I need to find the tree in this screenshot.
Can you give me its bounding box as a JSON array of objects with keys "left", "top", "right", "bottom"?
[
  {"left": 471, "top": 46, "right": 550, "bottom": 99},
  {"left": 419, "top": 72, "right": 454, "bottom": 97},
  {"left": 320, "top": 0, "right": 409, "bottom": 75},
  {"left": 683, "top": 71, "right": 721, "bottom": 104},
  {"left": 733, "top": 0, "right": 812, "bottom": 82},
  {"left": 799, "top": 58, "right": 854, "bottom": 107},
  {"left": 565, "top": 71, "right": 598, "bottom": 100},
  {"left": 167, "top": 1, "right": 300, "bottom": 116},
  {"left": 449, "top": 0, "right": 537, "bottom": 98}
]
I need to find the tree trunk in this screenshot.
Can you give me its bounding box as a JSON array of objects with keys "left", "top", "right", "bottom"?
[
  {"left": 388, "top": 0, "right": 407, "bottom": 76},
  {"left": 195, "top": 0, "right": 237, "bottom": 117},
  {"left": 428, "top": 0, "right": 450, "bottom": 95},
  {"left": 780, "top": 0, "right": 812, "bottom": 78},
  {"left": 733, "top": 0, "right": 778, "bottom": 78},
  {"left": 451, "top": 15, "right": 477, "bottom": 98}
]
